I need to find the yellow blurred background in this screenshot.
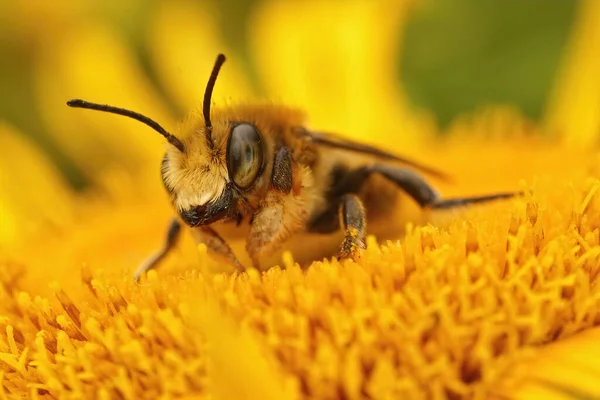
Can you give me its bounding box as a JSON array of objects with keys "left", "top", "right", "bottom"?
[{"left": 0, "top": 0, "right": 579, "bottom": 190}]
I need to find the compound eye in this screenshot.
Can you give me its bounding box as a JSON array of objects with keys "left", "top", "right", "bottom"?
[{"left": 227, "top": 124, "right": 263, "bottom": 189}]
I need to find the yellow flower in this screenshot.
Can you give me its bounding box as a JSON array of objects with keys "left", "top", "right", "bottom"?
[
  {"left": 0, "top": 123, "right": 73, "bottom": 250},
  {"left": 1, "top": 0, "right": 600, "bottom": 399},
  {"left": 543, "top": 0, "right": 600, "bottom": 147}
]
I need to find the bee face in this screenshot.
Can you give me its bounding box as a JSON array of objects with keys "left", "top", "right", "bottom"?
[
  {"left": 66, "top": 54, "right": 303, "bottom": 232},
  {"left": 162, "top": 118, "right": 268, "bottom": 227}
]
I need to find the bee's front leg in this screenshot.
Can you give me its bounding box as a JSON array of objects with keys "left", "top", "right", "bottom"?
[
  {"left": 134, "top": 217, "right": 182, "bottom": 282},
  {"left": 133, "top": 218, "right": 243, "bottom": 282},
  {"left": 246, "top": 147, "right": 307, "bottom": 269},
  {"left": 190, "top": 225, "right": 243, "bottom": 271},
  {"left": 246, "top": 191, "right": 307, "bottom": 268}
]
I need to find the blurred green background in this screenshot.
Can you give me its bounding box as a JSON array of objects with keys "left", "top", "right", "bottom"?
[{"left": 0, "top": 0, "right": 576, "bottom": 189}]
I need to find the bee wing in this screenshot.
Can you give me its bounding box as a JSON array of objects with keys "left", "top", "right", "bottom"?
[{"left": 302, "top": 129, "right": 452, "bottom": 181}]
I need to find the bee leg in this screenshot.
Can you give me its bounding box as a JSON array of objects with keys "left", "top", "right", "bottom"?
[
  {"left": 246, "top": 196, "right": 306, "bottom": 269},
  {"left": 369, "top": 164, "right": 519, "bottom": 208},
  {"left": 134, "top": 217, "right": 181, "bottom": 282},
  {"left": 190, "top": 226, "right": 244, "bottom": 271},
  {"left": 337, "top": 194, "right": 367, "bottom": 261},
  {"left": 246, "top": 147, "right": 306, "bottom": 269}
]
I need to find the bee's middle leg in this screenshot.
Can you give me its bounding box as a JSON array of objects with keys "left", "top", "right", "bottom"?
[
  {"left": 337, "top": 194, "right": 367, "bottom": 260},
  {"left": 305, "top": 194, "right": 367, "bottom": 261}
]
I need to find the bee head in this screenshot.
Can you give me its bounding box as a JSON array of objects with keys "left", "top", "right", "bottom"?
[
  {"left": 67, "top": 54, "right": 272, "bottom": 227},
  {"left": 161, "top": 116, "right": 268, "bottom": 227}
]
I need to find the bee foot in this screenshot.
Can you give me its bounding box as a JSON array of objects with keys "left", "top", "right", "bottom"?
[{"left": 337, "top": 239, "right": 366, "bottom": 262}]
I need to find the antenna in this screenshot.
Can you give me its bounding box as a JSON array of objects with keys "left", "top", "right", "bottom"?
[
  {"left": 203, "top": 54, "right": 226, "bottom": 149},
  {"left": 66, "top": 99, "right": 185, "bottom": 152}
]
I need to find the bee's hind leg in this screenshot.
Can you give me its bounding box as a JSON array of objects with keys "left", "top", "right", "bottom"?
[
  {"left": 337, "top": 194, "right": 367, "bottom": 261},
  {"left": 134, "top": 217, "right": 181, "bottom": 282},
  {"left": 368, "top": 164, "right": 520, "bottom": 208}
]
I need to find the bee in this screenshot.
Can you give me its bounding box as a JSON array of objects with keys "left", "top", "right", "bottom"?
[{"left": 67, "top": 54, "right": 518, "bottom": 281}]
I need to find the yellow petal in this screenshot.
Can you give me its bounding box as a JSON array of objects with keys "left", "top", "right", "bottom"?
[
  {"left": 147, "top": 0, "right": 254, "bottom": 112},
  {"left": 495, "top": 327, "right": 600, "bottom": 399},
  {"left": 430, "top": 106, "right": 593, "bottom": 197},
  {"left": 0, "top": 2, "right": 150, "bottom": 48},
  {"left": 543, "top": 0, "right": 600, "bottom": 147},
  {"left": 0, "top": 1, "right": 88, "bottom": 47},
  {"left": 248, "top": 0, "right": 432, "bottom": 148},
  {"left": 194, "top": 297, "right": 296, "bottom": 400},
  {"left": 33, "top": 23, "right": 174, "bottom": 185},
  {"left": 0, "top": 123, "right": 73, "bottom": 249}
]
